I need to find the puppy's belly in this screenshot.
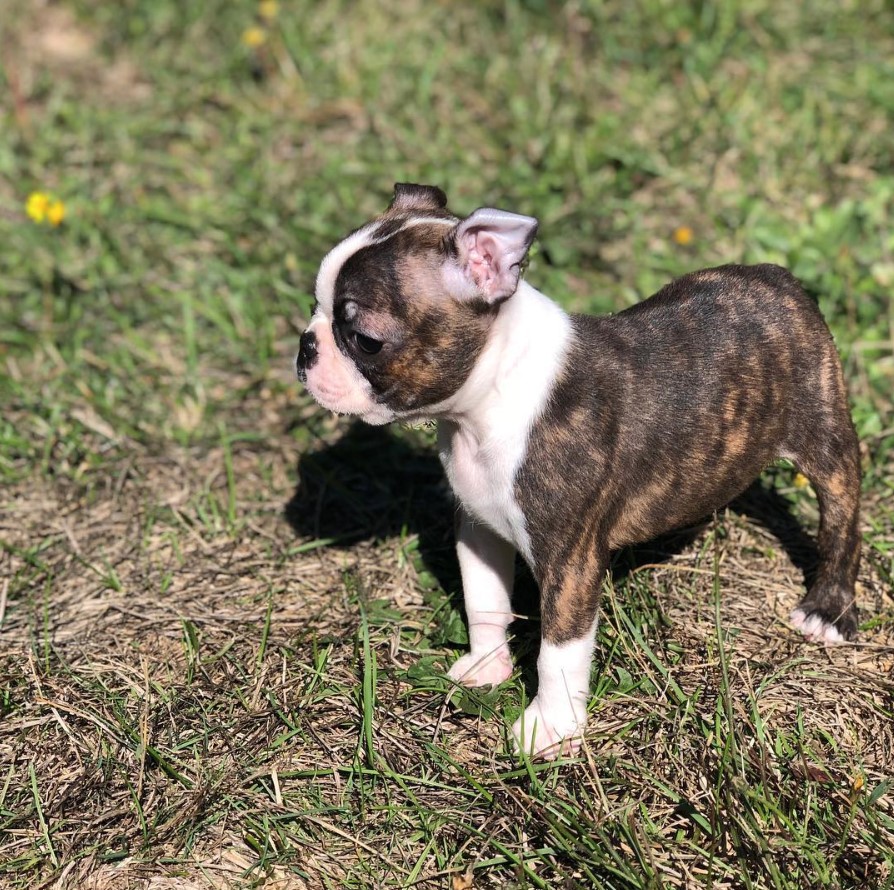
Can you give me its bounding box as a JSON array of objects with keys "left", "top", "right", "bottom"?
[{"left": 607, "top": 444, "right": 775, "bottom": 549}]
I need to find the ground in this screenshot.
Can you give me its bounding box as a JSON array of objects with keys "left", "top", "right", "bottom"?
[{"left": 1, "top": 1, "right": 893, "bottom": 888}]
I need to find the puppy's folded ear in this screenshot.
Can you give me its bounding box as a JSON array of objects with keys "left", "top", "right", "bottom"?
[
  {"left": 451, "top": 208, "right": 538, "bottom": 303},
  {"left": 389, "top": 183, "right": 448, "bottom": 212}
]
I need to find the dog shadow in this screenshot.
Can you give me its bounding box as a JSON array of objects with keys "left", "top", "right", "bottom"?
[
  {"left": 284, "top": 421, "right": 819, "bottom": 694},
  {"left": 284, "top": 421, "right": 459, "bottom": 592}
]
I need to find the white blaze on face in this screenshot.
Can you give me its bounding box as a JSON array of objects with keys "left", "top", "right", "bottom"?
[
  {"left": 302, "top": 223, "right": 389, "bottom": 422},
  {"left": 314, "top": 223, "right": 377, "bottom": 317}
]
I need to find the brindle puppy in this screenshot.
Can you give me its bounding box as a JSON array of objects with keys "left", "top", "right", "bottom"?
[{"left": 296, "top": 183, "right": 861, "bottom": 759}]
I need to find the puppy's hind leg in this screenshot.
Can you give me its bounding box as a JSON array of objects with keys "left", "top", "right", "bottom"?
[{"left": 788, "top": 428, "right": 862, "bottom": 643}]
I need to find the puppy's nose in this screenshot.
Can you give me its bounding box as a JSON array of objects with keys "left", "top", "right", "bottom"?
[{"left": 295, "top": 330, "right": 318, "bottom": 381}]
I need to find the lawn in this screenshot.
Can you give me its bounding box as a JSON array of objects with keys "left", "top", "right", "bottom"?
[{"left": 1, "top": 1, "right": 893, "bottom": 887}]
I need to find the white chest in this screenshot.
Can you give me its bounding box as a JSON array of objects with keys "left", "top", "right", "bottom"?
[
  {"left": 430, "top": 281, "right": 574, "bottom": 569},
  {"left": 438, "top": 423, "right": 533, "bottom": 564}
]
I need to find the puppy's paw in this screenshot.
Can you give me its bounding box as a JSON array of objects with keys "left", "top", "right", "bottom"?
[
  {"left": 790, "top": 608, "right": 848, "bottom": 645},
  {"left": 447, "top": 649, "right": 513, "bottom": 687},
  {"left": 511, "top": 696, "right": 585, "bottom": 761}
]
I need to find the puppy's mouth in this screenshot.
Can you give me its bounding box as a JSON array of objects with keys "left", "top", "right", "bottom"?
[
  {"left": 304, "top": 379, "right": 351, "bottom": 411},
  {"left": 302, "top": 376, "right": 395, "bottom": 426}
]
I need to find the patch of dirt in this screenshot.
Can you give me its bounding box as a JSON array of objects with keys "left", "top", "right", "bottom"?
[{"left": 1, "top": 393, "right": 892, "bottom": 886}]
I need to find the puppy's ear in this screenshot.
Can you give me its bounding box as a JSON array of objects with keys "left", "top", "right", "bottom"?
[
  {"left": 452, "top": 208, "right": 538, "bottom": 303},
  {"left": 389, "top": 183, "right": 448, "bottom": 212}
]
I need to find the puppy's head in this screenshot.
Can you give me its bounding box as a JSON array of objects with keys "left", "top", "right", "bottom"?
[{"left": 296, "top": 183, "right": 538, "bottom": 424}]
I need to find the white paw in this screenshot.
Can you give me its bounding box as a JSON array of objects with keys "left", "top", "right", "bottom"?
[
  {"left": 447, "top": 648, "right": 513, "bottom": 687},
  {"left": 511, "top": 696, "right": 586, "bottom": 761},
  {"left": 790, "top": 609, "right": 845, "bottom": 645}
]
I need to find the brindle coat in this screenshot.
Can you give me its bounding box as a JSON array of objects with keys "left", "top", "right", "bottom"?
[
  {"left": 299, "top": 185, "right": 862, "bottom": 651},
  {"left": 516, "top": 264, "right": 861, "bottom": 644}
]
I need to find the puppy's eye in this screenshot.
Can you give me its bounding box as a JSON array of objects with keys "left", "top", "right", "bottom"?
[{"left": 352, "top": 331, "right": 384, "bottom": 355}]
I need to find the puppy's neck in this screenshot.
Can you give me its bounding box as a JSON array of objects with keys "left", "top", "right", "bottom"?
[{"left": 440, "top": 281, "right": 573, "bottom": 443}]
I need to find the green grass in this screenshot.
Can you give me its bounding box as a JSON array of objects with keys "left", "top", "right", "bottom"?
[{"left": 1, "top": 0, "right": 893, "bottom": 887}]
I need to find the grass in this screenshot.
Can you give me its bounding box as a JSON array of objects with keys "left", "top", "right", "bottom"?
[{"left": 1, "top": 0, "right": 893, "bottom": 887}]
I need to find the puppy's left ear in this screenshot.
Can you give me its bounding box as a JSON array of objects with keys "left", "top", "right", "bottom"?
[
  {"left": 453, "top": 208, "right": 538, "bottom": 303},
  {"left": 389, "top": 183, "right": 448, "bottom": 212}
]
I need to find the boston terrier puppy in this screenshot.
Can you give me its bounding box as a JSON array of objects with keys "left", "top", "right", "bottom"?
[{"left": 296, "top": 183, "right": 861, "bottom": 759}]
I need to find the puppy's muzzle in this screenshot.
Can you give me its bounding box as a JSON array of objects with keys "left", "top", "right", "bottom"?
[{"left": 295, "top": 330, "right": 318, "bottom": 382}]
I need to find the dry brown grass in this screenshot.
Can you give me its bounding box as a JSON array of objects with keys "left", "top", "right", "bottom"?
[{"left": 2, "top": 377, "right": 893, "bottom": 887}]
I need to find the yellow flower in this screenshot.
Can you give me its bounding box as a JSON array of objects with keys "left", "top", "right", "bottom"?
[
  {"left": 242, "top": 26, "right": 267, "bottom": 47},
  {"left": 793, "top": 472, "right": 810, "bottom": 488},
  {"left": 673, "top": 225, "right": 694, "bottom": 246},
  {"left": 46, "top": 199, "right": 66, "bottom": 226},
  {"left": 26, "top": 192, "right": 50, "bottom": 224},
  {"left": 258, "top": 0, "right": 278, "bottom": 21},
  {"left": 26, "top": 192, "right": 66, "bottom": 226}
]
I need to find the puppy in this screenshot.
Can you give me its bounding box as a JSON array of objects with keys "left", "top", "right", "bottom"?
[{"left": 296, "top": 183, "right": 861, "bottom": 759}]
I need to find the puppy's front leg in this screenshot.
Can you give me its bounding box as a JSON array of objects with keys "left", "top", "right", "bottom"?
[
  {"left": 513, "top": 550, "right": 606, "bottom": 759},
  {"left": 447, "top": 510, "right": 515, "bottom": 688}
]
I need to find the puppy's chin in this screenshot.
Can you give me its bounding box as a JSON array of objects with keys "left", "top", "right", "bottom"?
[
  {"left": 303, "top": 376, "right": 396, "bottom": 426},
  {"left": 357, "top": 406, "right": 397, "bottom": 426}
]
